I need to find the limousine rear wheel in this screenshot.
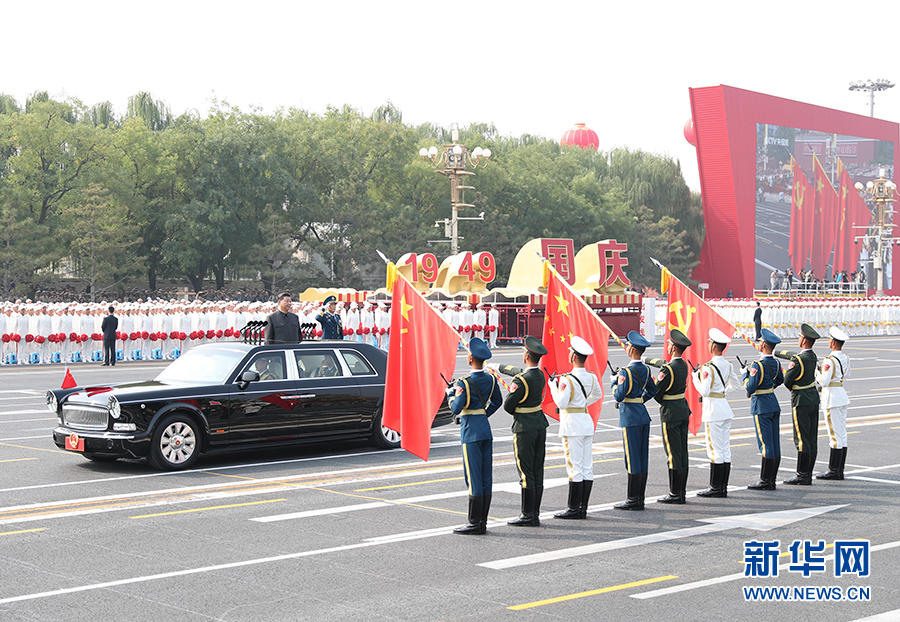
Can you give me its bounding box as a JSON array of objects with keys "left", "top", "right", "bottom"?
[
  {"left": 371, "top": 409, "right": 401, "bottom": 449},
  {"left": 149, "top": 413, "right": 202, "bottom": 470}
]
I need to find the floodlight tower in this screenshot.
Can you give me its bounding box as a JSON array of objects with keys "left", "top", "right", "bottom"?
[{"left": 849, "top": 79, "right": 895, "bottom": 117}]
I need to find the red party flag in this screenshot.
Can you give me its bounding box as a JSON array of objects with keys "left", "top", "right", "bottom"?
[
  {"left": 62, "top": 367, "right": 77, "bottom": 389},
  {"left": 812, "top": 154, "right": 839, "bottom": 278},
  {"left": 540, "top": 262, "right": 609, "bottom": 426},
  {"left": 661, "top": 268, "right": 740, "bottom": 436},
  {"left": 382, "top": 271, "right": 460, "bottom": 461},
  {"left": 789, "top": 156, "right": 815, "bottom": 275}
]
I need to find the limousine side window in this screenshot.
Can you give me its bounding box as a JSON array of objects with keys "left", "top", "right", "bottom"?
[
  {"left": 295, "top": 352, "right": 346, "bottom": 378},
  {"left": 341, "top": 350, "right": 375, "bottom": 376},
  {"left": 244, "top": 352, "right": 286, "bottom": 381}
]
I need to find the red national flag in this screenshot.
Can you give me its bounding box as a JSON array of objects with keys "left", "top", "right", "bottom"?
[
  {"left": 664, "top": 275, "right": 738, "bottom": 436},
  {"left": 789, "top": 157, "right": 814, "bottom": 274},
  {"left": 61, "top": 367, "right": 77, "bottom": 389},
  {"left": 812, "top": 155, "right": 839, "bottom": 278},
  {"left": 540, "top": 266, "right": 610, "bottom": 426},
  {"left": 382, "top": 275, "right": 460, "bottom": 461}
]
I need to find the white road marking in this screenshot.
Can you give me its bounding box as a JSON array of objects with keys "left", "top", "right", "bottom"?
[
  {"left": 852, "top": 609, "right": 900, "bottom": 621},
  {"left": 632, "top": 540, "right": 900, "bottom": 599},
  {"left": 849, "top": 476, "right": 900, "bottom": 485},
  {"left": 478, "top": 505, "right": 846, "bottom": 570}
]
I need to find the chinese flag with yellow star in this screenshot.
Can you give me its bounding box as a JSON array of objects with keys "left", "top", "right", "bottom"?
[
  {"left": 382, "top": 275, "right": 460, "bottom": 461},
  {"left": 540, "top": 267, "right": 609, "bottom": 426},
  {"left": 663, "top": 274, "right": 736, "bottom": 436}
]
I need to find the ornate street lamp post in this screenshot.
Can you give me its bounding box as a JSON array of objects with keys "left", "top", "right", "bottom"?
[
  {"left": 419, "top": 129, "right": 490, "bottom": 255},
  {"left": 855, "top": 170, "right": 899, "bottom": 297}
]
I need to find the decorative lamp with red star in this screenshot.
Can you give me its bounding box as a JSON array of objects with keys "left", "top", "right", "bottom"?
[
  {"left": 684, "top": 118, "right": 696, "bottom": 146},
  {"left": 560, "top": 123, "right": 599, "bottom": 151}
]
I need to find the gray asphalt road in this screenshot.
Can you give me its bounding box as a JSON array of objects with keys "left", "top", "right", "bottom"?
[{"left": 1, "top": 337, "right": 898, "bottom": 621}]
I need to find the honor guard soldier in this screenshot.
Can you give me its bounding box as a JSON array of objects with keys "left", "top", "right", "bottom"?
[
  {"left": 612, "top": 331, "right": 656, "bottom": 511},
  {"left": 496, "top": 336, "right": 548, "bottom": 527},
  {"left": 643, "top": 329, "right": 692, "bottom": 504},
  {"left": 782, "top": 323, "right": 820, "bottom": 485},
  {"left": 816, "top": 326, "right": 850, "bottom": 480},
  {"left": 549, "top": 335, "right": 603, "bottom": 519},
  {"left": 692, "top": 328, "right": 742, "bottom": 498},
  {"left": 447, "top": 338, "right": 502, "bottom": 535},
  {"left": 315, "top": 296, "right": 344, "bottom": 340},
  {"left": 743, "top": 328, "right": 785, "bottom": 491}
]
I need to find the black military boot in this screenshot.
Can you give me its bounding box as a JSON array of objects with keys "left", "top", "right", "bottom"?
[
  {"left": 637, "top": 471, "right": 648, "bottom": 507},
  {"left": 533, "top": 487, "right": 543, "bottom": 525},
  {"left": 579, "top": 480, "right": 593, "bottom": 518},
  {"left": 816, "top": 448, "right": 844, "bottom": 480},
  {"left": 453, "top": 495, "right": 486, "bottom": 534},
  {"left": 480, "top": 494, "right": 492, "bottom": 532},
  {"left": 554, "top": 481, "right": 584, "bottom": 519},
  {"left": 508, "top": 488, "right": 537, "bottom": 526},
  {"left": 721, "top": 462, "right": 731, "bottom": 497},
  {"left": 614, "top": 474, "right": 644, "bottom": 510},
  {"left": 697, "top": 463, "right": 726, "bottom": 497},
  {"left": 681, "top": 467, "right": 689, "bottom": 500},
  {"left": 748, "top": 457, "right": 777, "bottom": 490},
  {"left": 784, "top": 452, "right": 813, "bottom": 485},
  {"left": 658, "top": 468, "right": 685, "bottom": 504},
  {"left": 838, "top": 448, "right": 847, "bottom": 478}
]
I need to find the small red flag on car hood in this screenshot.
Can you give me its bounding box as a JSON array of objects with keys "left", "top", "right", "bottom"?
[{"left": 62, "top": 367, "right": 77, "bottom": 389}]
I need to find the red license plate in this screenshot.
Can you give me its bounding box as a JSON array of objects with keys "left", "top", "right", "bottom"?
[{"left": 65, "top": 433, "right": 84, "bottom": 452}]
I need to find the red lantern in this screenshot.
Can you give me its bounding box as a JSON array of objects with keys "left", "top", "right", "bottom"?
[
  {"left": 560, "top": 123, "right": 600, "bottom": 151},
  {"left": 684, "top": 118, "right": 696, "bottom": 146}
]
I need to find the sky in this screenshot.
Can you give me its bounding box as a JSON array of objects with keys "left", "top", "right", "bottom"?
[{"left": 5, "top": 0, "right": 900, "bottom": 191}]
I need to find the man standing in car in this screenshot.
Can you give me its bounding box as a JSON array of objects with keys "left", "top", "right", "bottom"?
[{"left": 266, "top": 293, "right": 302, "bottom": 345}]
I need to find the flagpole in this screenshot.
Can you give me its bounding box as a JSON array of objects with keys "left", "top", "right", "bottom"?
[
  {"left": 379, "top": 251, "right": 512, "bottom": 391},
  {"left": 650, "top": 257, "right": 761, "bottom": 352},
  {"left": 536, "top": 251, "right": 630, "bottom": 353}
]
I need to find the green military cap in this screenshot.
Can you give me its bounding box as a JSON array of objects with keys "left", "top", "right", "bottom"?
[
  {"left": 800, "top": 323, "right": 820, "bottom": 340},
  {"left": 669, "top": 329, "right": 691, "bottom": 347},
  {"left": 524, "top": 335, "right": 548, "bottom": 357}
]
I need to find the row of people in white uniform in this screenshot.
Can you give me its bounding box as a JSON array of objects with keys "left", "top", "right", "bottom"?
[
  {"left": 439, "top": 302, "right": 502, "bottom": 349},
  {"left": 0, "top": 298, "right": 393, "bottom": 364},
  {"left": 655, "top": 298, "right": 900, "bottom": 338}
]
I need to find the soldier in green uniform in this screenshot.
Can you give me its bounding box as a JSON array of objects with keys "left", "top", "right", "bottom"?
[
  {"left": 496, "top": 335, "right": 548, "bottom": 527},
  {"left": 782, "top": 323, "right": 820, "bottom": 485},
  {"left": 643, "top": 328, "right": 692, "bottom": 504}
]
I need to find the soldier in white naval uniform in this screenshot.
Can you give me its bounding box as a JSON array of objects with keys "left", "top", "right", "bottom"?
[
  {"left": 816, "top": 326, "right": 851, "bottom": 480},
  {"left": 691, "top": 327, "right": 742, "bottom": 498},
  {"left": 549, "top": 336, "right": 604, "bottom": 519}
]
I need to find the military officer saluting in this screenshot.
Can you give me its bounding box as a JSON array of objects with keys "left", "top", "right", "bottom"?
[
  {"left": 315, "top": 296, "right": 344, "bottom": 340},
  {"left": 496, "top": 336, "right": 548, "bottom": 527},
  {"left": 447, "top": 337, "right": 502, "bottom": 535},
  {"left": 782, "top": 323, "right": 820, "bottom": 485},
  {"left": 692, "top": 328, "right": 742, "bottom": 498},
  {"left": 743, "top": 328, "right": 785, "bottom": 491},
  {"left": 612, "top": 331, "right": 656, "bottom": 511},
  {"left": 549, "top": 335, "right": 604, "bottom": 519},
  {"left": 816, "top": 326, "right": 851, "bottom": 481},
  {"left": 643, "top": 329, "right": 692, "bottom": 505}
]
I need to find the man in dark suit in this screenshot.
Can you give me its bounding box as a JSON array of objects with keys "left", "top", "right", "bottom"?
[
  {"left": 265, "top": 293, "right": 302, "bottom": 345},
  {"left": 783, "top": 323, "right": 820, "bottom": 485},
  {"left": 753, "top": 302, "right": 763, "bottom": 340},
  {"left": 101, "top": 305, "right": 118, "bottom": 366}
]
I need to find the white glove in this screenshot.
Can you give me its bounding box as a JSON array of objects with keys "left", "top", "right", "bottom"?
[
  {"left": 609, "top": 372, "right": 617, "bottom": 384},
  {"left": 741, "top": 366, "right": 749, "bottom": 375},
  {"left": 445, "top": 387, "right": 455, "bottom": 398}
]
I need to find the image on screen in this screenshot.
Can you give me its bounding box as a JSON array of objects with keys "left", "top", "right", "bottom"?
[{"left": 755, "top": 123, "right": 893, "bottom": 293}]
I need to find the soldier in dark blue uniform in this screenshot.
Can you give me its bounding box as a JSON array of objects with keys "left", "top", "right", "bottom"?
[
  {"left": 315, "top": 295, "right": 344, "bottom": 340},
  {"left": 782, "top": 323, "right": 820, "bottom": 485},
  {"left": 612, "top": 331, "right": 656, "bottom": 510},
  {"left": 743, "top": 328, "right": 785, "bottom": 491},
  {"left": 447, "top": 338, "right": 502, "bottom": 535}
]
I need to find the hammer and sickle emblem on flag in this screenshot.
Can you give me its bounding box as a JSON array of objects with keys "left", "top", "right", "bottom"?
[{"left": 667, "top": 300, "right": 697, "bottom": 334}]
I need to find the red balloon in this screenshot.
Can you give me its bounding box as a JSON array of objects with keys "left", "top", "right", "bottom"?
[{"left": 684, "top": 118, "right": 696, "bottom": 146}]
